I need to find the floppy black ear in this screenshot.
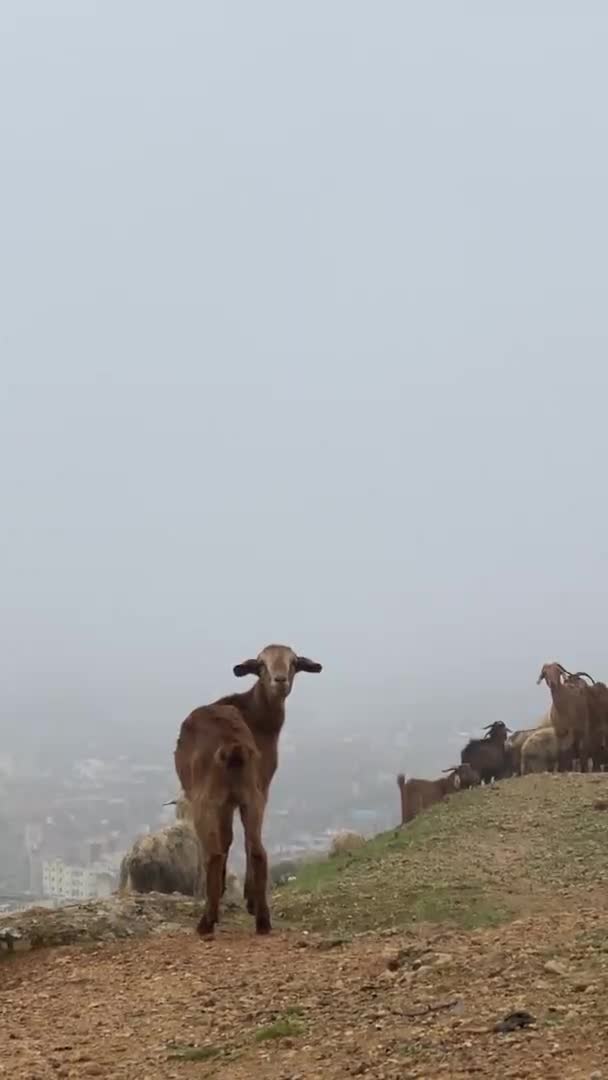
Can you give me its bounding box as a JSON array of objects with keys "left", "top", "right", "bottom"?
[
  {"left": 295, "top": 656, "right": 322, "bottom": 674},
  {"left": 233, "top": 658, "right": 261, "bottom": 678}
]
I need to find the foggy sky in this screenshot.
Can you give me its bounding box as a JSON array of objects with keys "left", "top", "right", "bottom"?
[{"left": 2, "top": 2, "right": 608, "bottom": 740}]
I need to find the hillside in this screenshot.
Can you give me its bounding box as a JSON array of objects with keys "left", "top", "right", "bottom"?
[{"left": 2, "top": 774, "right": 608, "bottom": 1079}]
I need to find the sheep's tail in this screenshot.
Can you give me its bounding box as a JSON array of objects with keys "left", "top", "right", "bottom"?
[
  {"left": 397, "top": 773, "right": 405, "bottom": 787},
  {"left": 215, "top": 742, "right": 248, "bottom": 769}
]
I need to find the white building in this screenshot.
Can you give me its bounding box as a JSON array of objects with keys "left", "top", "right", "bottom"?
[{"left": 42, "top": 859, "right": 115, "bottom": 901}]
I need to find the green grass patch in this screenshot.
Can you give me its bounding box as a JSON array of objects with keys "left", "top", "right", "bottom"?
[
  {"left": 254, "top": 1017, "right": 304, "bottom": 1042},
  {"left": 273, "top": 775, "right": 608, "bottom": 934},
  {"left": 167, "top": 1045, "right": 222, "bottom": 1062}
]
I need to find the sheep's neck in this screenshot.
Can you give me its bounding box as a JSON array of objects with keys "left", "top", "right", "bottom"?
[
  {"left": 218, "top": 682, "right": 285, "bottom": 792},
  {"left": 549, "top": 683, "right": 569, "bottom": 711}
]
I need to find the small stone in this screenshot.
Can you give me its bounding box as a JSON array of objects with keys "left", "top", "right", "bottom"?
[
  {"left": 544, "top": 960, "right": 568, "bottom": 976},
  {"left": 430, "top": 952, "right": 452, "bottom": 968},
  {"left": 383, "top": 947, "right": 404, "bottom": 972},
  {"left": 378, "top": 969, "right": 398, "bottom": 984}
]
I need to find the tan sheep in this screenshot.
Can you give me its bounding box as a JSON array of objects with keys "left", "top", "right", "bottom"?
[
  {"left": 118, "top": 796, "right": 204, "bottom": 898},
  {"left": 520, "top": 726, "right": 559, "bottom": 774},
  {"left": 329, "top": 831, "right": 366, "bottom": 857}
]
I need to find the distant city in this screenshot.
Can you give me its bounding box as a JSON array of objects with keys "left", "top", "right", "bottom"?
[
  {"left": 0, "top": 733, "right": 398, "bottom": 913},
  {"left": 0, "top": 685, "right": 536, "bottom": 912}
]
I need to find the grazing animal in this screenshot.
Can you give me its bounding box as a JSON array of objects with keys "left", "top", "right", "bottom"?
[
  {"left": 520, "top": 726, "right": 559, "bottom": 774},
  {"left": 536, "top": 662, "right": 591, "bottom": 771},
  {"left": 564, "top": 671, "right": 608, "bottom": 770},
  {"left": 174, "top": 644, "right": 322, "bottom": 936},
  {"left": 329, "top": 831, "right": 366, "bottom": 857},
  {"left": 118, "top": 796, "right": 204, "bottom": 897},
  {"left": 460, "top": 721, "right": 511, "bottom": 783},
  {"left": 221, "top": 644, "right": 322, "bottom": 914},
  {"left": 505, "top": 729, "right": 536, "bottom": 776},
  {"left": 397, "top": 764, "right": 479, "bottom": 826}
]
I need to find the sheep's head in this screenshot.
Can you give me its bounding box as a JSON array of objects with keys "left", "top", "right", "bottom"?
[
  {"left": 456, "top": 763, "right": 481, "bottom": 788},
  {"left": 482, "top": 721, "right": 511, "bottom": 743},
  {"left": 536, "top": 662, "right": 569, "bottom": 688},
  {"left": 442, "top": 764, "right": 481, "bottom": 789},
  {"left": 233, "top": 643, "right": 322, "bottom": 701}
]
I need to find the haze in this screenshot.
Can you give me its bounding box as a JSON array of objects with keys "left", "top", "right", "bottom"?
[{"left": 2, "top": 2, "right": 608, "bottom": 760}]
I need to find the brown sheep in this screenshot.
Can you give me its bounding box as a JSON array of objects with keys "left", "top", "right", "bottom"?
[
  {"left": 536, "top": 662, "right": 591, "bottom": 771},
  {"left": 223, "top": 644, "right": 322, "bottom": 913},
  {"left": 175, "top": 703, "right": 268, "bottom": 935},
  {"left": 174, "top": 644, "right": 322, "bottom": 935},
  {"left": 564, "top": 671, "right": 608, "bottom": 770},
  {"left": 397, "top": 764, "right": 479, "bottom": 826}
]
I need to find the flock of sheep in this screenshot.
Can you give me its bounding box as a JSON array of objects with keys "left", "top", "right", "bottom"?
[
  {"left": 119, "top": 652, "right": 608, "bottom": 937},
  {"left": 398, "top": 660, "right": 608, "bottom": 825}
]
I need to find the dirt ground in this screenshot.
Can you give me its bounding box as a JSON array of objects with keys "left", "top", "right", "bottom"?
[{"left": 1, "top": 908, "right": 608, "bottom": 1080}]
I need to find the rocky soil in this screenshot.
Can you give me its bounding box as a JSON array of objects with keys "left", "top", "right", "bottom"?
[{"left": 1, "top": 775, "right": 608, "bottom": 1078}]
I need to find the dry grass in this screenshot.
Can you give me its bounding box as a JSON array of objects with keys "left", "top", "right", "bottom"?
[{"left": 275, "top": 773, "right": 608, "bottom": 933}]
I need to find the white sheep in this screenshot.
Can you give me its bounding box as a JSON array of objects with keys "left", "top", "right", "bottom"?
[
  {"left": 118, "top": 796, "right": 204, "bottom": 897},
  {"left": 520, "top": 726, "right": 559, "bottom": 775}
]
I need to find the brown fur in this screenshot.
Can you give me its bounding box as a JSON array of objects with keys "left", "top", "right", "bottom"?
[
  {"left": 222, "top": 644, "right": 322, "bottom": 916},
  {"left": 396, "top": 764, "right": 479, "bottom": 826},
  {"left": 175, "top": 703, "right": 269, "bottom": 935},
  {"left": 174, "top": 644, "right": 322, "bottom": 936},
  {"left": 563, "top": 672, "right": 608, "bottom": 770},
  {"left": 537, "top": 662, "right": 591, "bottom": 770}
]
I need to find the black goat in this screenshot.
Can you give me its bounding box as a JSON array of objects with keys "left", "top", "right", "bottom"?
[{"left": 460, "top": 721, "right": 511, "bottom": 784}]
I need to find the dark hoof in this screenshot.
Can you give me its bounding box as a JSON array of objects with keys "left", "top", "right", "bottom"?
[
  {"left": 256, "top": 914, "right": 272, "bottom": 935},
  {"left": 196, "top": 915, "right": 215, "bottom": 938}
]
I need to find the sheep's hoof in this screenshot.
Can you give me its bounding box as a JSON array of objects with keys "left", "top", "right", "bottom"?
[
  {"left": 255, "top": 913, "right": 272, "bottom": 935},
  {"left": 196, "top": 915, "right": 216, "bottom": 938}
]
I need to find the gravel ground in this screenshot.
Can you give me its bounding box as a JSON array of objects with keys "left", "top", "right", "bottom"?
[{"left": 1, "top": 909, "right": 608, "bottom": 1079}]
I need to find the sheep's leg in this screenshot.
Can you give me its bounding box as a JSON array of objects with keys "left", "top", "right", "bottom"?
[
  {"left": 193, "top": 854, "right": 205, "bottom": 901},
  {"left": 197, "top": 852, "right": 224, "bottom": 937},
  {"left": 240, "top": 829, "right": 255, "bottom": 915},
  {"left": 240, "top": 793, "right": 267, "bottom": 915},
  {"left": 191, "top": 803, "right": 223, "bottom": 936},
  {"left": 241, "top": 802, "right": 271, "bottom": 934},
  {"left": 219, "top": 812, "right": 234, "bottom": 905}
]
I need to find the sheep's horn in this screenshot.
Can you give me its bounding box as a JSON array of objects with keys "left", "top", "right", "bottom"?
[
  {"left": 571, "top": 671, "right": 596, "bottom": 684},
  {"left": 442, "top": 766, "right": 459, "bottom": 773},
  {"left": 163, "top": 799, "right": 177, "bottom": 806}
]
